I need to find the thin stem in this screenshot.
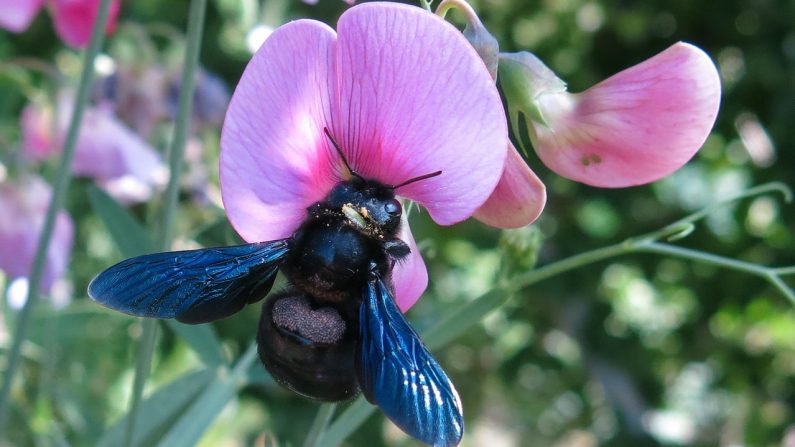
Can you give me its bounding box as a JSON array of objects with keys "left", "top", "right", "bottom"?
[
  {"left": 303, "top": 404, "right": 337, "bottom": 447},
  {"left": 654, "top": 182, "right": 792, "bottom": 242},
  {"left": 634, "top": 242, "right": 769, "bottom": 276},
  {"left": 419, "top": 0, "right": 432, "bottom": 12},
  {"left": 636, "top": 241, "right": 794, "bottom": 305},
  {"left": 123, "top": 319, "right": 158, "bottom": 447},
  {"left": 767, "top": 275, "right": 795, "bottom": 306},
  {"left": 509, "top": 242, "right": 634, "bottom": 293},
  {"left": 0, "top": 0, "right": 114, "bottom": 434},
  {"left": 123, "top": 0, "right": 208, "bottom": 444},
  {"left": 775, "top": 266, "right": 795, "bottom": 276},
  {"left": 435, "top": 0, "right": 482, "bottom": 25},
  {"left": 157, "top": 0, "right": 207, "bottom": 249}
]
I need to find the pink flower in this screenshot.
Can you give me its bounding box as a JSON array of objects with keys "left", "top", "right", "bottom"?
[
  {"left": 473, "top": 143, "right": 546, "bottom": 228},
  {"left": 502, "top": 42, "right": 721, "bottom": 187},
  {"left": 433, "top": 0, "right": 546, "bottom": 229},
  {"left": 301, "top": 0, "right": 355, "bottom": 5},
  {"left": 0, "top": 0, "right": 120, "bottom": 48},
  {"left": 0, "top": 0, "right": 45, "bottom": 32},
  {"left": 0, "top": 175, "right": 73, "bottom": 292},
  {"left": 20, "top": 99, "right": 167, "bottom": 204},
  {"left": 20, "top": 103, "right": 59, "bottom": 162},
  {"left": 220, "top": 2, "right": 507, "bottom": 311},
  {"left": 71, "top": 105, "right": 167, "bottom": 203}
]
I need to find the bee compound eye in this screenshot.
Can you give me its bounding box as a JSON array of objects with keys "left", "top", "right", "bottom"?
[{"left": 384, "top": 199, "right": 401, "bottom": 217}]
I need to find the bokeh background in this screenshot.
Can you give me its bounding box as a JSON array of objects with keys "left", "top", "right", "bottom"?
[{"left": 1, "top": 0, "right": 794, "bottom": 446}]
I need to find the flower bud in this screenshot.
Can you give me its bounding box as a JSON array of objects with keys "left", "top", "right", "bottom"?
[{"left": 498, "top": 51, "right": 567, "bottom": 134}]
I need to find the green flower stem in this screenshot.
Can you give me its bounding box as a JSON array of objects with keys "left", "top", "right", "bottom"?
[
  {"left": 636, "top": 241, "right": 795, "bottom": 305},
  {"left": 303, "top": 404, "right": 337, "bottom": 447},
  {"left": 774, "top": 266, "right": 795, "bottom": 276},
  {"left": 435, "top": 0, "right": 479, "bottom": 21},
  {"left": 508, "top": 242, "right": 633, "bottom": 293},
  {"left": 419, "top": 0, "right": 432, "bottom": 12},
  {"left": 0, "top": 0, "right": 114, "bottom": 435},
  {"left": 124, "top": 0, "right": 208, "bottom": 445},
  {"left": 124, "top": 319, "right": 159, "bottom": 447},
  {"left": 319, "top": 181, "right": 794, "bottom": 446},
  {"left": 157, "top": 0, "right": 207, "bottom": 250}
]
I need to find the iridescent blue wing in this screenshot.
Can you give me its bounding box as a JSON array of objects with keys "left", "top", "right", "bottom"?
[
  {"left": 88, "top": 240, "right": 290, "bottom": 324},
  {"left": 356, "top": 276, "right": 464, "bottom": 447}
]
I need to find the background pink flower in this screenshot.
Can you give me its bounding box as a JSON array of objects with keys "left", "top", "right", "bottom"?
[
  {"left": 0, "top": 0, "right": 120, "bottom": 48},
  {"left": 21, "top": 98, "right": 167, "bottom": 204},
  {"left": 51, "top": 0, "right": 120, "bottom": 48},
  {"left": 0, "top": 0, "right": 45, "bottom": 32},
  {"left": 0, "top": 175, "right": 73, "bottom": 292},
  {"left": 20, "top": 104, "right": 59, "bottom": 162},
  {"left": 221, "top": 2, "right": 507, "bottom": 310}
]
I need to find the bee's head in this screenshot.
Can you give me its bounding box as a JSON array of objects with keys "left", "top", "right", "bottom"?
[
  {"left": 321, "top": 128, "right": 441, "bottom": 237},
  {"left": 325, "top": 177, "right": 402, "bottom": 236}
]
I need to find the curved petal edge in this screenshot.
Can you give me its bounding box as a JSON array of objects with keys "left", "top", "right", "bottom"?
[
  {"left": 474, "top": 144, "right": 546, "bottom": 228},
  {"left": 531, "top": 42, "right": 722, "bottom": 188}
]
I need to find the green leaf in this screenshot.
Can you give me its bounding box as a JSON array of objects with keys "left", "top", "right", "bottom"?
[
  {"left": 88, "top": 185, "right": 154, "bottom": 256},
  {"left": 303, "top": 404, "right": 336, "bottom": 447},
  {"left": 154, "top": 343, "right": 258, "bottom": 447},
  {"left": 423, "top": 289, "right": 509, "bottom": 350},
  {"left": 165, "top": 320, "right": 227, "bottom": 367},
  {"left": 97, "top": 369, "right": 215, "bottom": 447},
  {"left": 320, "top": 398, "right": 375, "bottom": 447}
]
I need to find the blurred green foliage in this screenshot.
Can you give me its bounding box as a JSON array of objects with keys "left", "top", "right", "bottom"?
[{"left": 1, "top": 0, "right": 794, "bottom": 446}]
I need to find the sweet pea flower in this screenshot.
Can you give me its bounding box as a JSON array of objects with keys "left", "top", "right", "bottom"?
[
  {"left": 302, "top": 0, "right": 355, "bottom": 5},
  {"left": 0, "top": 0, "right": 120, "bottom": 48},
  {"left": 93, "top": 66, "right": 169, "bottom": 138},
  {"left": 0, "top": 175, "right": 73, "bottom": 293},
  {"left": 434, "top": 0, "right": 546, "bottom": 229},
  {"left": 71, "top": 105, "right": 167, "bottom": 203},
  {"left": 0, "top": 0, "right": 44, "bottom": 33},
  {"left": 473, "top": 143, "right": 547, "bottom": 228},
  {"left": 221, "top": 2, "right": 507, "bottom": 311},
  {"left": 20, "top": 98, "right": 167, "bottom": 203},
  {"left": 500, "top": 43, "right": 721, "bottom": 187},
  {"left": 20, "top": 103, "right": 59, "bottom": 162}
]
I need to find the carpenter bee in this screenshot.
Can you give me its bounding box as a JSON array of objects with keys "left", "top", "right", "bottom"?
[{"left": 88, "top": 129, "right": 463, "bottom": 447}]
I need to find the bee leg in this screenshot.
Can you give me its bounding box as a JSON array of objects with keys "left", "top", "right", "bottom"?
[{"left": 384, "top": 238, "right": 410, "bottom": 261}]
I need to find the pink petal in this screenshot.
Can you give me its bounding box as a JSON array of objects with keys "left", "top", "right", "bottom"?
[
  {"left": 20, "top": 103, "right": 58, "bottom": 162},
  {"left": 332, "top": 3, "right": 507, "bottom": 225},
  {"left": 391, "top": 216, "right": 428, "bottom": 312},
  {"left": 474, "top": 143, "right": 546, "bottom": 228},
  {"left": 69, "top": 106, "right": 165, "bottom": 188},
  {"left": 50, "top": 0, "right": 120, "bottom": 48},
  {"left": 220, "top": 20, "right": 339, "bottom": 242},
  {"left": 531, "top": 42, "right": 721, "bottom": 187},
  {"left": 0, "top": 175, "right": 73, "bottom": 292},
  {"left": 0, "top": 0, "right": 44, "bottom": 32}
]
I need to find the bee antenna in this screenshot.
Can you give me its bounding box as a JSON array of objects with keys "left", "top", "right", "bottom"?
[
  {"left": 324, "top": 127, "right": 362, "bottom": 180},
  {"left": 391, "top": 170, "right": 443, "bottom": 190}
]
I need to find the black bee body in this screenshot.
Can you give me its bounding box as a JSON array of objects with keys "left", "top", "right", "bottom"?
[
  {"left": 89, "top": 133, "right": 464, "bottom": 446},
  {"left": 259, "top": 177, "right": 408, "bottom": 401},
  {"left": 281, "top": 177, "right": 406, "bottom": 304}
]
